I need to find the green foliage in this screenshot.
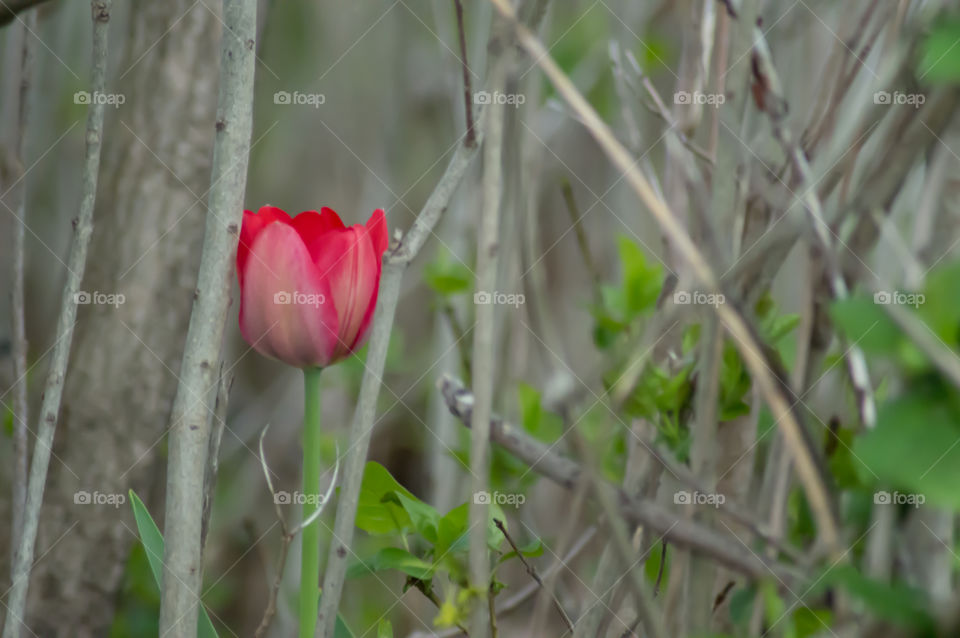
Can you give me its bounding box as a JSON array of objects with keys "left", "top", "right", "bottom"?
[
  {"left": 591, "top": 235, "right": 663, "bottom": 348},
  {"left": 854, "top": 393, "right": 960, "bottom": 509},
  {"left": 423, "top": 247, "right": 473, "bottom": 297},
  {"left": 813, "top": 565, "right": 934, "bottom": 631},
  {"left": 517, "top": 383, "right": 564, "bottom": 443},
  {"left": 920, "top": 18, "right": 960, "bottom": 83},
  {"left": 351, "top": 463, "right": 546, "bottom": 630}
]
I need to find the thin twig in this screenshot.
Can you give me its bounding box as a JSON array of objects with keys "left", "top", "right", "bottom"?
[
  {"left": 1, "top": 4, "right": 111, "bottom": 638},
  {"left": 6, "top": 7, "right": 36, "bottom": 567},
  {"left": 560, "top": 178, "right": 602, "bottom": 291},
  {"left": 158, "top": 0, "right": 257, "bottom": 633},
  {"left": 255, "top": 426, "right": 339, "bottom": 638},
  {"left": 453, "top": 0, "right": 476, "bottom": 147},
  {"left": 315, "top": 103, "right": 485, "bottom": 638},
  {"left": 485, "top": 0, "right": 840, "bottom": 556},
  {"left": 494, "top": 519, "right": 573, "bottom": 633}
]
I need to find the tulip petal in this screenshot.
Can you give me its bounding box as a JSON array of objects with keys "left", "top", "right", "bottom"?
[
  {"left": 351, "top": 210, "right": 388, "bottom": 348},
  {"left": 239, "top": 223, "right": 339, "bottom": 368},
  {"left": 237, "top": 206, "right": 290, "bottom": 286},
  {"left": 292, "top": 207, "right": 345, "bottom": 249},
  {"left": 309, "top": 222, "right": 382, "bottom": 358},
  {"left": 366, "top": 208, "right": 388, "bottom": 256}
]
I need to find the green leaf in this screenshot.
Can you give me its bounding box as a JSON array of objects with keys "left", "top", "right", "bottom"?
[
  {"left": 362, "top": 547, "right": 435, "bottom": 580},
  {"left": 854, "top": 395, "right": 960, "bottom": 509},
  {"left": 383, "top": 491, "right": 440, "bottom": 544},
  {"left": 616, "top": 235, "right": 663, "bottom": 319},
  {"left": 498, "top": 537, "right": 543, "bottom": 564},
  {"left": 830, "top": 297, "right": 904, "bottom": 355},
  {"left": 920, "top": 19, "right": 960, "bottom": 84},
  {"left": 424, "top": 248, "right": 472, "bottom": 296},
  {"left": 377, "top": 620, "right": 393, "bottom": 638},
  {"left": 357, "top": 462, "right": 413, "bottom": 535},
  {"left": 812, "top": 565, "right": 933, "bottom": 630},
  {"left": 517, "top": 383, "right": 563, "bottom": 443},
  {"left": 128, "top": 490, "right": 219, "bottom": 638}
]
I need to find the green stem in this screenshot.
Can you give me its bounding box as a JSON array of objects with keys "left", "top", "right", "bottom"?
[{"left": 300, "top": 367, "right": 323, "bottom": 638}]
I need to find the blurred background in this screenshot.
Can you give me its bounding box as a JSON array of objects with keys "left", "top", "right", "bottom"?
[{"left": 3, "top": 0, "right": 960, "bottom": 636}]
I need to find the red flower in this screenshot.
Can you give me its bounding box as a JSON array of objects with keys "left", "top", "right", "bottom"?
[{"left": 237, "top": 206, "right": 388, "bottom": 368}]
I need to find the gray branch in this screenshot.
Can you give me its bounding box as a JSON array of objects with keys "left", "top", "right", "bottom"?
[
  {"left": 5, "top": 7, "right": 37, "bottom": 568},
  {"left": 156, "top": 0, "right": 257, "bottom": 635},
  {"left": 315, "top": 125, "right": 484, "bottom": 638},
  {"left": 1, "top": 3, "right": 111, "bottom": 637}
]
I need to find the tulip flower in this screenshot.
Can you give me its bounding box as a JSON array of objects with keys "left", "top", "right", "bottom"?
[
  {"left": 237, "top": 205, "right": 388, "bottom": 369},
  {"left": 235, "top": 205, "right": 387, "bottom": 638}
]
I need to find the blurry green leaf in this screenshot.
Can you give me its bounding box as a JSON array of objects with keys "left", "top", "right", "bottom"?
[
  {"left": 830, "top": 296, "right": 904, "bottom": 354},
  {"left": 812, "top": 565, "right": 933, "bottom": 630},
  {"left": 517, "top": 383, "right": 563, "bottom": 443},
  {"left": 916, "top": 260, "right": 960, "bottom": 345},
  {"left": 128, "top": 490, "right": 219, "bottom": 638},
  {"left": 377, "top": 620, "right": 393, "bottom": 638},
  {"left": 854, "top": 395, "right": 960, "bottom": 509},
  {"left": 920, "top": 19, "right": 960, "bottom": 83},
  {"left": 423, "top": 248, "right": 472, "bottom": 296},
  {"left": 728, "top": 585, "right": 755, "bottom": 627},
  {"left": 617, "top": 235, "right": 663, "bottom": 318}
]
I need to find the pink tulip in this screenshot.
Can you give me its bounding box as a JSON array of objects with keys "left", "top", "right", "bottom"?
[{"left": 237, "top": 205, "right": 388, "bottom": 368}]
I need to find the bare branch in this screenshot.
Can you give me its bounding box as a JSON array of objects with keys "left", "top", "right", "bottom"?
[{"left": 5, "top": 7, "right": 36, "bottom": 567}]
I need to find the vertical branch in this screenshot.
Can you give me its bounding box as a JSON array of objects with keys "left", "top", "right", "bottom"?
[
  {"left": 453, "top": 0, "right": 476, "bottom": 147},
  {"left": 315, "top": 133, "right": 483, "bottom": 638},
  {"left": 157, "top": 0, "right": 257, "bottom": 634},
  {"left": 468, "top": 34, "right": 507, "bottom": 638},
  {"left": 6, "top": 8, "right": 37, "bottom": 564},
  {"left": 1, "top": 3, "right": 111, "bottom": 637}
]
